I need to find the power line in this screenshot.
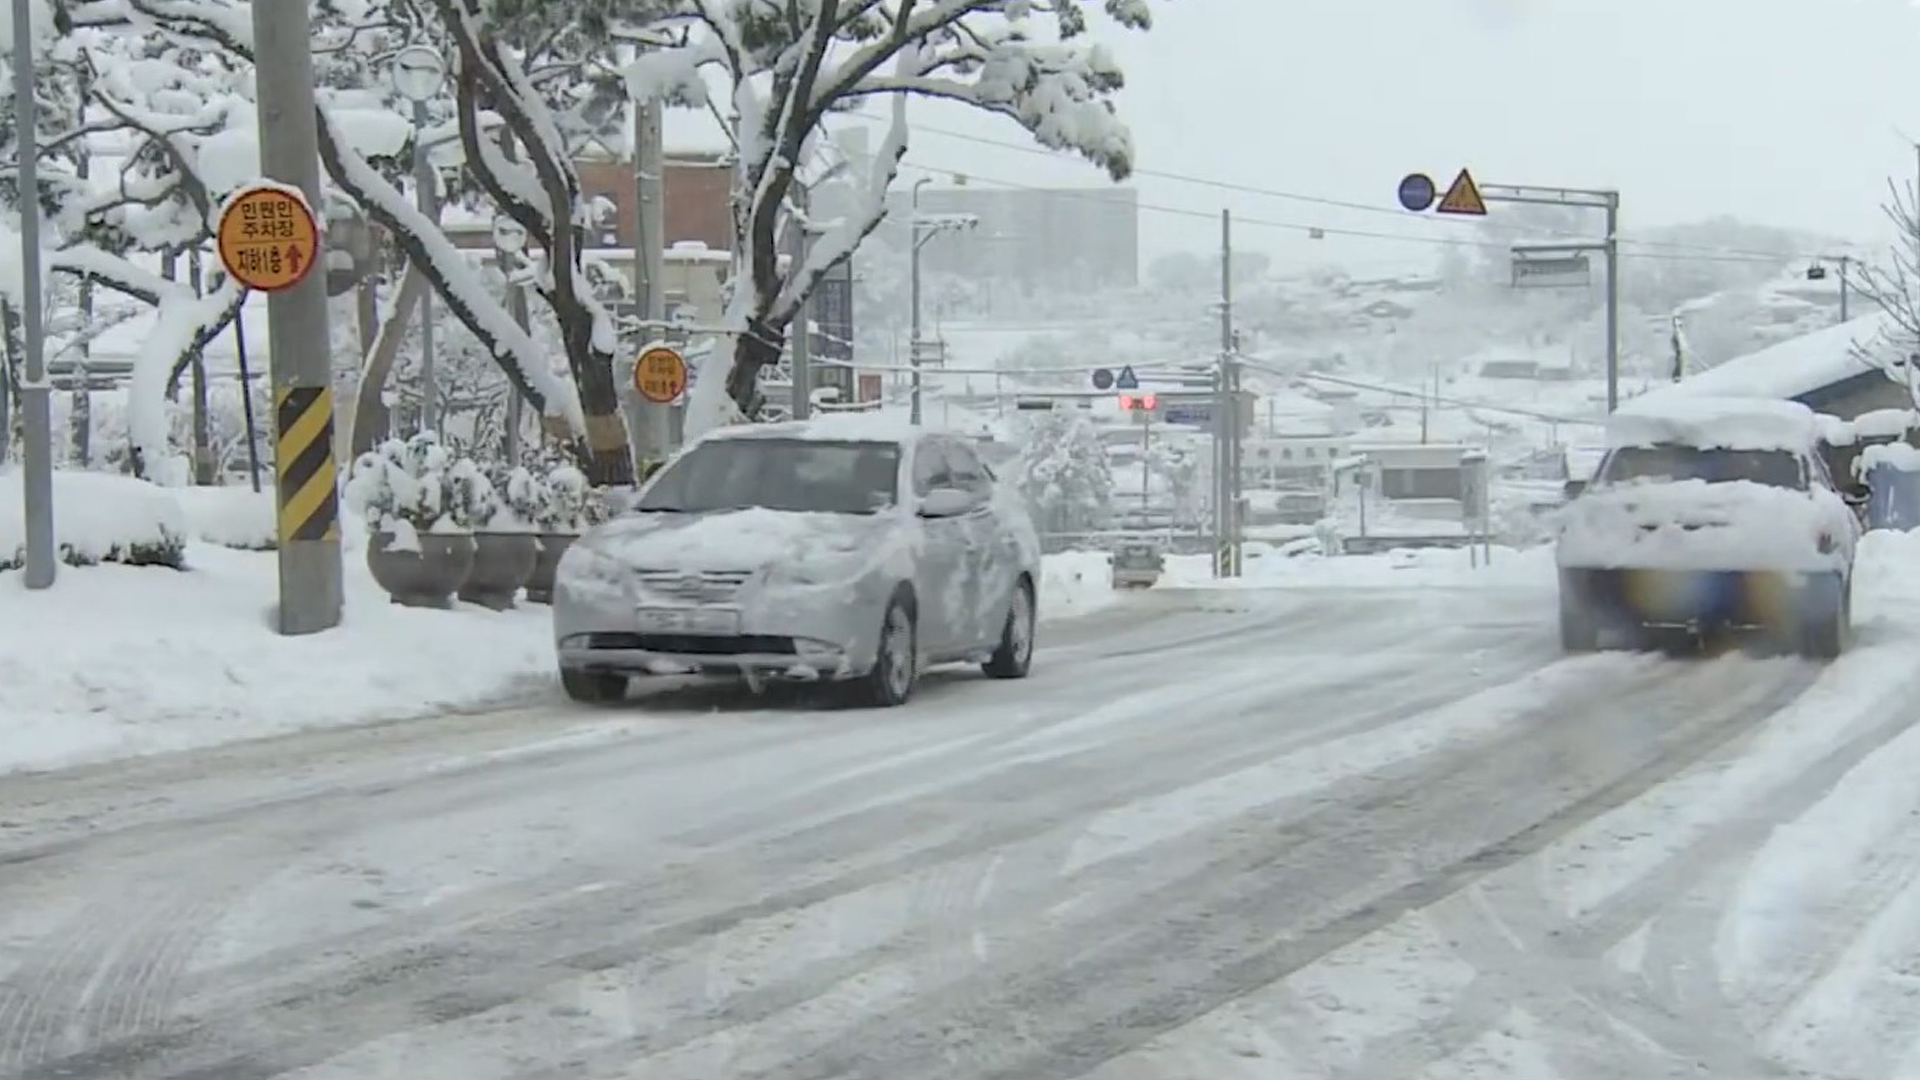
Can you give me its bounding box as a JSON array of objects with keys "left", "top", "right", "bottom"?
[
  {"left": 872, "top": 115, "right": 1843, "bottom": 264},
  {"left": 890, "top": 158, "right": 1796, "bottom": 266}
]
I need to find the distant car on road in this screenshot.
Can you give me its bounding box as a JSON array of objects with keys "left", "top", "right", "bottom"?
[
  {"left": 551, "top": 416, "right": 1043, "bottom": 706},
  {"left": 1109, "top": 539, "right": 1164, "bottom": 589},
  {"left": 1554, "top": 395, "right": 1861, "bottom": 656}
]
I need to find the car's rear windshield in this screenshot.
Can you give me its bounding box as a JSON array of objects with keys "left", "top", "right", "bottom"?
[
  {"left": 636, "top": 438, "right": 900, "bottom": 514},
  {"left": 1595, "top": 444, "right": 1805, "bottom": 489}
]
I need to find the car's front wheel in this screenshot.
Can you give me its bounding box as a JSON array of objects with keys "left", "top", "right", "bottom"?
[
  {"left": 854, "top": 594, "right": 918, "bottom": 707},
  {"left": 561, "top": 668, "right": 628, "bottom": 704},
  {"left": 983, "top": 577, "right": 1035, "bottom": 679}
]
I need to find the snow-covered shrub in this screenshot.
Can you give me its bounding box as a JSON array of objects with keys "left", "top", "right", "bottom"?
[
  {"left": 0, "top": 471, "right": 188, "bottom": 571},
  {"left": 535, "top": 465, "right": 595, "bottom": 533},
  {"left": 1014, "top": 409, "right": 1114, "bottom": 534},
  {"left": 172, "top": 486, "right": 277, "bottom": 551},
  {"left": 444, "top": 457, "right": 496, "bottom": 531},
  {"left": 344, "top": 433, "right": 476, "bottom": 548},
  {"left": 480, "top": 465, "right": 546, "bottom": 532}
]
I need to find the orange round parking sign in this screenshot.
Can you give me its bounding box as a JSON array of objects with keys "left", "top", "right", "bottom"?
[
  {"left": 217, "top": 184, "right": 320, "bottom": 292},
  {"left": 633, "top": 345, "right": 688, "bottom": 404}
]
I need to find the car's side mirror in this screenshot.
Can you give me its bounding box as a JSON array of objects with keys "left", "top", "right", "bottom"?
[{"left": 918, "top": 487, "right": 975, "bottom": 518}]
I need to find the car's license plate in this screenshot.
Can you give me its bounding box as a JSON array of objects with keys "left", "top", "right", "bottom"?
[{"left": 635, "top": 607, "right": 740, "bottom": 635}]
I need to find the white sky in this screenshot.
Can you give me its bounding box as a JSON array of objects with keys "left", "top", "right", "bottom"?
[{"left": 669, "top": 0, "right": 1920, "bottom": 274}]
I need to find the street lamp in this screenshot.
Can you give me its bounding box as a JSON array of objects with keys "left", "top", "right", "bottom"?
[
  {"left": 391, "top": 45, "right": 445, "bottom": 435},
  {"left": 908, "top": 174, "right": 976, "bottom": 425}
]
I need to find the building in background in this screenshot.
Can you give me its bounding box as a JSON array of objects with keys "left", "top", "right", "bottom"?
[{"left": 883, "top": 184, "right": 1140, "bottom": 296}]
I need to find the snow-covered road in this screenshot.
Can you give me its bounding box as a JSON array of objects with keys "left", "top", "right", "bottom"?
[{"left": 1, "top": 581, "right": 1915, "bottom": 1080}]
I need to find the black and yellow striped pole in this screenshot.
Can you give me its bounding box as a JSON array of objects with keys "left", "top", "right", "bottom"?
[
  {"left": 274, "top": 386, "right": 340, "bottom": 544},
  {"left": 221, "top": 5, "right": 345, "bottom": 634}
]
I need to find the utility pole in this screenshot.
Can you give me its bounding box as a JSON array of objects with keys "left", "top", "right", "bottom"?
[
  {"left": 253, "top": 0, "right": 343, "bottom": 633},
  {"left": 789, "top": 188, "right": 812, "bottom": 421},
  {"left": 12, "top": 0, "right": 54, "bottom": 587},
  {"left": 909, "top": 177, "right": 929, "bottom": 425},
  {"left": 1214, "top": 209, "right": 1241, "bottom": 578},
  {"left": 631, "top": 93, "right": 669, "bottom": 460}
]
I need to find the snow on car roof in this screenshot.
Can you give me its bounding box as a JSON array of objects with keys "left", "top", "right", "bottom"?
[
  {"left": 1605, "top": 395, "right": 1820, "bottom": 452},
  {"left": 699, "top": 411, "right": 936, "bottom": 446}
]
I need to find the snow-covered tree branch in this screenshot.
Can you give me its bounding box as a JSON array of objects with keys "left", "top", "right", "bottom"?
[
  {"left": 625, "top": 0, "right": 1157, "bottom": 434},
  {"left": 1846, "top": 176, "right": 1920, "bottom": 405}
]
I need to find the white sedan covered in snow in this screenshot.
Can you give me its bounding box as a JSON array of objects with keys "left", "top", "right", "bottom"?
[
  {"left": 551, "top": 416, "right": 1042, "bottom": 706},
  {"left": 1555, "top": 394, "right": 1861, "bottom": 656}
]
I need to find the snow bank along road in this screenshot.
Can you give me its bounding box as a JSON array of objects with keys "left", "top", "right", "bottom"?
[{"left": 2, "top": 582, "right": 1918, "bottom": 1080}]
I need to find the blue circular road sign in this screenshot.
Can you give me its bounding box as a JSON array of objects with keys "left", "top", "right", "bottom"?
[
  {"left": 1091, "top": 367, "right": 1115, "bottom": 390},
  {"left": 1398, "top": 172, "right": 1436, "bottom": 212}
]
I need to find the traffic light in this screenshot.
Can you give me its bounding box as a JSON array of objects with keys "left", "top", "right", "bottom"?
[{"left": 1118, "top": 394, "right": 1157, "bottom": 411}]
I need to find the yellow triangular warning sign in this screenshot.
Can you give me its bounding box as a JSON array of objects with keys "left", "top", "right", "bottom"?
[{"left": 1436, "top": 168, "right": 1487, "bottom": 215}]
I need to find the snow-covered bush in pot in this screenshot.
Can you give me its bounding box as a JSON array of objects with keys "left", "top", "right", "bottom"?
[
  {"left": 535, "top": 464, "right": 606, "bottom": 534},
  {"left": 479, "top": 465, "right": 546, "bottom": 532},
  {"left": 343, "top": 433, "right": 479, "bottom": 551},
  {"left": 443, "top": 457, "right": 496, "bottom": 532}
]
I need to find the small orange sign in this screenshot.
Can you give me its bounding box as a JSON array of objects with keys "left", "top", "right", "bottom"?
[
  {"left": 633, "top": 345, "right": 687, "bottom": 404},
  {"left": 216, "top": 184, "right": 320, "bottom": 292}
]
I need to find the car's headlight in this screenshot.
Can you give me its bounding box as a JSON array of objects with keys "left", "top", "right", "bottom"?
[{"left": 556, "top": 542, "right": 623, "bottom": 585}]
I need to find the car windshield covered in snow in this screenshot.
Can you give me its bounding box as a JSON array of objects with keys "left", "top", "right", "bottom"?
[
  {"left": 1595, "top": 444, "right": 1805, "bottom": 490},
  {"left": 636, "top": 438, "right": 901, "bottom": 514}
]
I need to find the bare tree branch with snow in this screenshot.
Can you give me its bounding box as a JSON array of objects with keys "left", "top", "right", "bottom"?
[
  {"left": 1845, "top": 176, "right": 1920, "bottom": 405},
  {"left": 624, "top": 0, "right": 1156, "bottom": 435}
]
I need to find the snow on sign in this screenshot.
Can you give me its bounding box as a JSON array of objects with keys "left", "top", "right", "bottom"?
[
  {"left": 217, "top": 185, "right": 319, "bottom": 292},
  {"left": 633, "top": 344, "right": 688, "bottom": 403},
  {"left": 1435, "top": 168, "right": 1488, "bottom": 216}
]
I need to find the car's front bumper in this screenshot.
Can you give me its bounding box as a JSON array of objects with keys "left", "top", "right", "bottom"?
[{"left": 553, "top": 567, "right": 884, "bottom": 680}]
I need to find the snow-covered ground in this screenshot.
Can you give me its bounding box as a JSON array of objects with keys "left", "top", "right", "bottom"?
[{"left": 10, "top": 537, "right": 1920, "bottom": 1080}]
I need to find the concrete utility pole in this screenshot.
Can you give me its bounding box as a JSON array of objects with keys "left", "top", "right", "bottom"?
[
  {"left": 253, "top": 0, "right": 343, "bottom": 633},
  {"left": 789, "top": 188, "right": 812, "bottom": 421},
  {"left": 1213, "top": 209, "right": 1242, "bottom": 579},
  {"left": 12, "top": 0, "right": 55, "bottom": 587},
  {"left": 909, "top": 177, "right": 929, "bottom": 425},
  {"left": 631, "top": 94, "right": 670, "bottom": 460},
  {"left": 1483, "top": 183, "right": 1621, "bottom": 411}
]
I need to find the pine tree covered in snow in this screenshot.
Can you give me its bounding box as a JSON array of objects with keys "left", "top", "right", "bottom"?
[
  {"left": 1014, "top": 407, "right": 1112, "bottom": 534},
  {"left": 624, "top": 0, "right": 1160, "bottom": 434}
]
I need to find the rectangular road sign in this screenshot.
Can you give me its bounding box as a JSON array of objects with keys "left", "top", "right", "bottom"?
[{"left": 1164, "top": 403, "right": 1212, "bottom": 426}]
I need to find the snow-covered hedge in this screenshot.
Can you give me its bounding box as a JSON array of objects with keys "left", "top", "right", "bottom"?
[
  {"left": 171, "top": 485, "right": 277, "bottom": 551},
  {"left": 0, "top": 470, "right": 188, "bottom": 571}
]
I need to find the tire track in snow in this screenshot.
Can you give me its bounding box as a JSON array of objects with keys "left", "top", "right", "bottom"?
[
  {"left": 692, "top": 654, "right": 1800, "bottom": 1080},
  {"left": 165, "top": 622, "right": 1572, "bottom": 1080},
  {"left": 1305, "top": 653, "right": 1874, "bottom": 1080},
  {"left": 0, "top": 601, "right": 1555, "bottom": 1080}
]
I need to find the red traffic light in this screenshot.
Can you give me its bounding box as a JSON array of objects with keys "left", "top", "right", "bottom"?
[
  {"left": 1142, "top": 393, "right": 1157, "bottom": 410},
  {"left": 1118, "top": 394, "right": 1157, "bottom": 411}
]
